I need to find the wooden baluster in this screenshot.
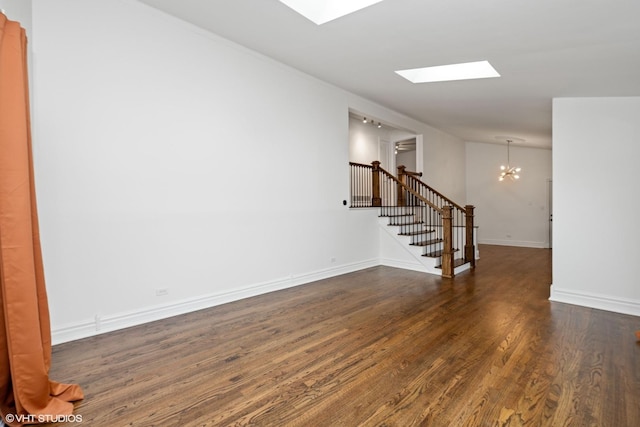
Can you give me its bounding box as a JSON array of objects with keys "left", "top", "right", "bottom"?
[
  {"left": 371, "top": 161, "right": 382, "bottom": 207},
  {"left": 442, "top": 205, "right": 454, "bottom": 278},
  {"left": 464, "top": 205, "right": 476, "bottom": 268},
  {"left": 397, "top": 165, "right": 406, "bottom": 207}
]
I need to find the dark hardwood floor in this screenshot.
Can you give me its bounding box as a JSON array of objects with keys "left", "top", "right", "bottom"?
[{"left": 45, "top": 245, "right": 640, "bottom": 426}]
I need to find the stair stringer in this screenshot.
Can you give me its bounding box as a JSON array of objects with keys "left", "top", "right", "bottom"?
[{"left": 378, "top": 217, "right": 442, "bottom": 276}]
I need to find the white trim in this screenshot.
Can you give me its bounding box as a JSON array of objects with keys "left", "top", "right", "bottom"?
[
  {"left": 549, "top": 285, "right": 640, "bottom": 316},
  {"left": 379, "top": 257, "right": 429, "bottom": 273},
  {"left": 52, "top": 259, "right": 378, "bottom": 345},
  {"left": 478, "top": 238, "right": 548, "bottom": 249},
  {"left": 380, "top": 257, "right": 470, "bottom": 276}
]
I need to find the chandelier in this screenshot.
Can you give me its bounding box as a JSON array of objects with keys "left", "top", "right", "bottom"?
[{"left": 498, "top": 138, "right": 522, "bottom": 181}]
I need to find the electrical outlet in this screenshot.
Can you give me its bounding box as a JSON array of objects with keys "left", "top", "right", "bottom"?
[{"left": 155, "top": 288, "right": 168, "bottom": 297}]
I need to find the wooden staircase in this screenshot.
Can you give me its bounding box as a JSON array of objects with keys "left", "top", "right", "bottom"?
[
  {"left": 350, "top": 161, "right": 476, "bottom": 278},
  {"left": 378, "top": 207, "right": 473, "bottom": 276}
]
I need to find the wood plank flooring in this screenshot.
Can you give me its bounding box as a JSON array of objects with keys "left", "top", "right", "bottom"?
[{"left": 44, "top": 245, "right": 640, "bottom": 426}]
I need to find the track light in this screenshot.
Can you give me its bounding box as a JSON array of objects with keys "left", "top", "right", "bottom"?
[{"left": 360, "top": 116, "right": 383, "bottom": 129}]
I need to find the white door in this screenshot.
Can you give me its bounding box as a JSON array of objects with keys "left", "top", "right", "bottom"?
[{"left": 379, "top": 139, "right": 392, "bottom": 170}]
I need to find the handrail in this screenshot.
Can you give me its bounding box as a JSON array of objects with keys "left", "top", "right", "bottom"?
[
  {"left": 404, "top": 173, "right": 467, "bottom": 213},
  {"left": 379, "top": 166, "right": 443, "bottom": 213},
  {"left": 349, "top": 161, "right": 373, "bottom": 169}
]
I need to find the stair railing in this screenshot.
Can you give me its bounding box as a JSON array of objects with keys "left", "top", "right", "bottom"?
[
  {"left": 399, "top": 165, "right": 475, "bottom": 269},
  {"left": 380, "top": 166, "right": 456, "bottom": 277},
  {"left": 349, "top": 161, "right": 375, "bottom": 207},
  {"left": 349, "top": 161, "right": 475, "bottom": 277}
]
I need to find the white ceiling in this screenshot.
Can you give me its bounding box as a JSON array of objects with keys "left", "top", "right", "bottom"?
[{"left": 136, "top": 0, "right": 640, "bottom": 149}]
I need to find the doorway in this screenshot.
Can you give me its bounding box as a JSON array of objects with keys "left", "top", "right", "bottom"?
[{"left": 394, "top": 138, "right": 417, "bottom": 172}]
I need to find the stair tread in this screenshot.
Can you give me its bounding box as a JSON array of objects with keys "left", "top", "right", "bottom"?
[
  {"left": 423, "top": 248, "right": 460, "bottom": 257},
  {"left": 379, "top": 214, "right": 415, "bottom": 218},
  {"left": 411, "top": 239, "right": 443, "bottom": 247},
  {"left": 435, "top": 258, "right": 468, "bottom": 269},
  {"left": 388, "top": 221, "right": 423, "bottom": 226},
  {"left": 399, "top": 229, "right": 435, "bottom": 236}
]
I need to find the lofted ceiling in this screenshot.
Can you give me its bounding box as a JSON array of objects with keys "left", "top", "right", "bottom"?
[{"left": 136, "top": 0, "right": 640, "bottom": 149}]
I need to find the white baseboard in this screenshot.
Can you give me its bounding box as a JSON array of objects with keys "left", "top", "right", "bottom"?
[
  {"left": 549, "top": 285, "right": 640, "bottom": 316},
  {"left": 478, "top": 239, "right": 549, "bottom": 249},
  {"left": 379, "top": 257, "right": 430, "bottom": 274},
  {"left": 52, "top": 259, "right": 379, "bottom": 345}
]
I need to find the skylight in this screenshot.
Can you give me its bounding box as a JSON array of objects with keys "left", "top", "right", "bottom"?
[
  {"left": 279, "top": 0, "right": 384, "bottom": 25},
  {"left": 395, "top": 60, "right": 500, "bottom": 83}
]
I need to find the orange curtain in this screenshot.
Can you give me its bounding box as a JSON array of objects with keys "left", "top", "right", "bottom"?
[{"left": 0, "top": 14, "right": 83, "bottom": 426}]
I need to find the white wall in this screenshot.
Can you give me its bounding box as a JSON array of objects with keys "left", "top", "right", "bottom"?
[
  {"left": 31, "top": 0, "right": 389, "bottom": 343},
  {"left": 348, "top": 116, "right": 393, "bottom": 167},
  {"left": 422, "top": 128, "right": 466, "bottom": 202},
  {"left": 466, "top": 142, "right": 552, "bottom": 248},
  {"left": 550, "top": 97, "right": 640, "bottom": 316}
]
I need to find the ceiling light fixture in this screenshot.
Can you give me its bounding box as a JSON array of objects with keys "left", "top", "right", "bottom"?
[
  {"left": 497, "top": 137, "right": 522, "bottom": 181},
  {"left": 357, "top": 115, "right": 384, "bottom": 129},
  {"left": 395, "top": 60, "right": 500, "bottom": 84},
  {"left": 279, "top": 0, "right": 384, "bottom": 25}
]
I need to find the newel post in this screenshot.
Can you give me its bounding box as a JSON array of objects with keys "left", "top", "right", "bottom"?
[
  {"left": 397, "top": 165, "right": 406, "bottom": 206},
  {"left": 442, "top": 205, "right": 454, "bottom": 278},
  {"left": 464, "top": 205, "right": 476, "bottom": 268},
  {"left": 371, "top": 161, "right": 382, "bottom": 207}
]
